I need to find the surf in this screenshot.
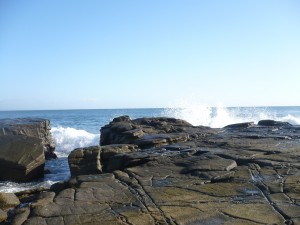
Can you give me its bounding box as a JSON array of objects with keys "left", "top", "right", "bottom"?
[
  {"left": 51, "top": 126, "right": 99, "bottom": 157},
  {"left": 162, "top": 103, "right": 300, "bottom": 127}
]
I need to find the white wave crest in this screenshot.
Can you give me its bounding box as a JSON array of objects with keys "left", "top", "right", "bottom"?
[
  {"left": 163, "top": 104, "right": 239, "bottom": 127},
  {"left": 0, "top": 180, "right": 56, "bottom": 193},
  {"left": 162, "top": 102, "right": 300, "bottom": 128},
  {"left": 281, "top": 114, "right": 300, "bottom": 125},
  {"left": 51, "top": 127, "right": 99, "bottom": 157},
  {"left": 163, "top": 103, "right": 212, "bottom": 126}
]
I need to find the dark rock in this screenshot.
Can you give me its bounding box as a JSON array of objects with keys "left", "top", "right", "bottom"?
[
  {"left": 68, "top": 146, "right": 102, "bottom": 177},
  {"left": 18, "top": 116, "right": 300, "bottom": 224},
  {"left": 258, "top": 119, "right": 292, "bottom": 127},
  {"left": 101, "top": 144, "right": 139, "bottom": 172},
  {"left": 0, "top": 135, "right": 45, "bottom": 182},
  {"left": 224, "top": 122, "right": 255, "bottom": 129},
  {"left": 112, "top": 115, "right": 131, "bottom": 122},
  {"left": 101, "top": 144, "right": 139, "bottom": 160},
  {"left": 0, "top": 118, "right": 57, "bottom": 181},
  {"left": 30, "top": 192, "right": 55, "bottom": 209},
  {"left": 49, "top": 181, "right": 69, "bottom": 194},
  {"left": 10, "top": 206, "right": 30, "bottom": 225},
  {"left": 100, "top": 116, "right": 193, "bottom": 148},
  {"left": 0, "top": 118, "right": 56, "bottom": 160},
  {"left": 103, "top": 151, "right": 153, "bottom": 173}
]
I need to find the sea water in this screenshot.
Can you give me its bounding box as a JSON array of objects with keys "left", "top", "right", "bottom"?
[{"left": 0, "top": 106, "right": 300, "bottom": 193}]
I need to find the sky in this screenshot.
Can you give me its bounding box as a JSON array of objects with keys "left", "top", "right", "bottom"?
[{"left": 0, "top": 0, "right": 299, "bottom": 110}]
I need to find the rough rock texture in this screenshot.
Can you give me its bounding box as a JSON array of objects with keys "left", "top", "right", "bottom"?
[
  {"left": 12, "top": 117, "right": 300, "bottom": 225},
  {"left": 0, "top": 209, "right": 7, "bottom": 223},
  {"left": 0, "top": 193, "right": 20, "bottom": 210},
  {"left": 100, "top": 116, "right": 193, "bottom": 148},
  {"left": 0, "top": 193, "right": 20, "bottom": 223},
  {"left": 0, "top": 118, "right": 56, "bottom": 182},
  {"left": 0, "top": 135, "right": 45, "bottom": 182},
  {"left": 68, "top": 146, "right": 102, "bottom": 176},
  {"left": 0, "top": 118, "right": 56, "bottom": 159}
]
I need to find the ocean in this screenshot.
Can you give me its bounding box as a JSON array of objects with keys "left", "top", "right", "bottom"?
[{"left": 0, "top": 106, "right": 300, "bottom": 193}]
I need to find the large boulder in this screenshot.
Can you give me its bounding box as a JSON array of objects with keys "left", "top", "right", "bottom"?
[
  {"left": 0, "top": 135, "right": 45, "bottom": 182},
  {"left": 258, "top": 119, "right": 292, "bottom": 127},
  {"left": 68, "top": 146, "right": 102, "bottom": 177},
  {"left": 0, "top": 118, "right": 56, "bottom": 159},
  {"left": 100, "top": 116, "right": 194, "bottom": 148},
  {"left": 0, "top": 193, "right": 20, "bottom": 210}
]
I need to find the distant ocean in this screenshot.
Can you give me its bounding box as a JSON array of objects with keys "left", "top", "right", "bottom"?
[{"left": 1, "top": 106, "right": 300, "bottom": 193}]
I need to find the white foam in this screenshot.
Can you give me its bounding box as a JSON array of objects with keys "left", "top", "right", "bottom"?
[
  {"left": 163, "top": 103, "right": 212, "bottom": 126},
  {"left": 0, "top": 180, "right": 56, "bottom": 193},
  {"left": 162, "top": 102, "right": 300, "bottom": 128},
  {"left": 281, "top": 114, "right": 300, "bottom": 125},
  {"left": 51, "top": 126, "right": 99, "bottom": 157}
]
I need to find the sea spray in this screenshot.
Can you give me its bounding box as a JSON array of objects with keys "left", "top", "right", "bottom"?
[
  {"left": 51, "top": 126, "right": 99, "bottom": 157},
  {"left": 162, "top": 104, "right": 237, "bottom": 127},
  {"left": 281, "top": 114, "right": 300, "bottom": 125},
  {"left": 163, "top": 104, "right": 212, "bottom": 126},
  {"left": 162, "top": 103, "right": 299, "bottom": 127}
]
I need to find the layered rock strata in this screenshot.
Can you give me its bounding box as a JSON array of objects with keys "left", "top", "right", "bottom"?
[
  {"left": 0, "top": 118, "right": 56, "bottom": 159},
  {"left": 6, "top": 117, "right": 300, "bottom": 225},
  {"left": 0, "top": 118, "right": 56, "bottom": 182}
]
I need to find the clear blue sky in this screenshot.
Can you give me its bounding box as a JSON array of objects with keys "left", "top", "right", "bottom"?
[{"left": 0, "top": 0, "right": 299, "bottom": 110}]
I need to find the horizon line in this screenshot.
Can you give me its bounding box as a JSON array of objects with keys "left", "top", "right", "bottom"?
[{"left": 1, "top": 105, "right": 300, "bottom": 112}]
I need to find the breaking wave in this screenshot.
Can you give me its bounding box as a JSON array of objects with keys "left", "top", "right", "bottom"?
[
  {"left": 162, "top": 103, "right": 300, "bottom": 128},
  {"left": 51, "top": 126, "right": 99, "bottom": 157}
]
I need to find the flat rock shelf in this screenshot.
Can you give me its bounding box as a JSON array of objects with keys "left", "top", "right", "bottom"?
[{"left": 2, "top": 116, "right": 300, "bottom": 225}]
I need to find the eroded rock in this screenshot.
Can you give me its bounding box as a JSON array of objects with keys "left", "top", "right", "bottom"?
[
  {"left": 68, "top": 146, "right": 102, "bottom": 177},
  {"left": 0, "top": 136, "right": 45, "bottom": 182},
  {"left": 16, "top": 116, "right": 300, "bottom": 224},
  {"left": 0, "top": 193, "right": 20, "bottom": 210},
  {"left": 0, "top": 118, "right": 56, "bottom": 159}
]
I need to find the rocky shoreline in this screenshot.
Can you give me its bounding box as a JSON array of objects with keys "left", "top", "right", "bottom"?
[{"left": 1, "top": 116, "right": 300, "bottom": 224}]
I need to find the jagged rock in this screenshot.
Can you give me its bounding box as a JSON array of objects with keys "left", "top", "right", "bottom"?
[
  {"left": 0, "top": 135, "right": 45, "bottom": 182},
  {"left": 68, "top": 146, "right": 102, "bottom": 177},
  {"left": 16, "top": 116, "right": 300, "bottom": 224},
  {"left": 0, "top": 193, "right": 20, "bottom": 210},
  {"left": 0, "top": 118, "right": 56, "bottom": 159},
  {"left": 100, "top": 116, "right": 193, "bottom": 147}
]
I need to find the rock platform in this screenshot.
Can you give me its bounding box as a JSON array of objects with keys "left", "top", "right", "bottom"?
[{"left": 4, "top": 116, "right": 300, "bottom": 225}]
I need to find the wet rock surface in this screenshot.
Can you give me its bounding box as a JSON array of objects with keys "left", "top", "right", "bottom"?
[{"left": 9, "top": 117, "right": 300, "bottom": 225}]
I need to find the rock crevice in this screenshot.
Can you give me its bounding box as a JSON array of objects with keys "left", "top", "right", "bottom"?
[{"left": 4, "top": 117, "right": 300, "bottom": 225}]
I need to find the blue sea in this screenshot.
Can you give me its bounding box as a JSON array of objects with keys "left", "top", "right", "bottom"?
[{"left": 0, "top": 106, "right": 300, "bottom": 193}]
